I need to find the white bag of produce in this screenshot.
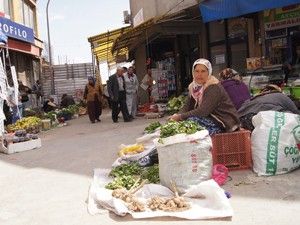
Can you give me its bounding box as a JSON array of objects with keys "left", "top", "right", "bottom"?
[
  {"left": 154, "top": 130, "right": 212, "bottom": 193},
  {"left": 252, "top": 111, "right": 300, "bottom": 176},
  {"left": 112, "top": 131, "right": 160, "bottom": 167}
]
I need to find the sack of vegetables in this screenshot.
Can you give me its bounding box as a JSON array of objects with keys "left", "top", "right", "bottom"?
[{"left": 154, "top": 120, "right": 212, "bottom": 193}]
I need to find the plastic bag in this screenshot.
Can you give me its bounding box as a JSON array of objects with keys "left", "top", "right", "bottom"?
[{"left": 212, "top": 164, "right": 228, "bottom": 186}]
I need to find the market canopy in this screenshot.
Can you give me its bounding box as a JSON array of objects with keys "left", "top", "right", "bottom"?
[
  {"left": 87, "top": 26, "right": 131, "bottom": 65},
  {"left": 111, "top": 19, "right": 156, "bottom": 54},
  {"left": 199, "top": 0, "right": 300, "bottom": 23},
  {"left": 112, "top": 6, "right": 202, "bottom": 54}
]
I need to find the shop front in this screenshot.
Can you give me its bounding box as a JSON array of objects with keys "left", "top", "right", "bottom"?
[
  {"left": 264, "top": 4, "right": 300, "bottom": 82},
  {"left": 112, "top": 6, "right": 203, "bottom": 103},
  {"left": 200, "top": 1, "right": 300, "bottom": 97},
  {"left": 0, "top": 15, "right": 42, "bottom": 89}
]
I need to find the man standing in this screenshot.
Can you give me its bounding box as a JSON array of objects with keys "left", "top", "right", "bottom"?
[
  {"left": 32, "top": 80, "right": 43, "bottom": 107},
  {"left": 141, "top": 68, "right": 153, "bottom": 102},
  {"left": 124, "top": 66, "right": 139, "bottom": 118},
  {"left": 108, "top": 67, "right": 131, "bottom": 123}
]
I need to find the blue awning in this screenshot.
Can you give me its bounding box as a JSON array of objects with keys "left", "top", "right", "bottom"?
[{"left": 200, "top": 0, "right": 300, "bottom": 23}]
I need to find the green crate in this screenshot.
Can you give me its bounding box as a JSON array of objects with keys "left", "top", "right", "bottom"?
[{"left": 291, "top": 87, "right": 300, "bottom": 99}]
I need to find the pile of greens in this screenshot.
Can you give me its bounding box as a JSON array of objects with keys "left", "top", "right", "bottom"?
[
  {"left": 105, "top": 162, "right": 160, "bottom": 190},
  {"left": 144, "top": 121, "right": 161, "bottom": 134},
  {"left": 160, "top": 120, "right": 204, "bottom": 139},
  {"left": 166, "top": 95, "right": 187, "bottom": 114}
]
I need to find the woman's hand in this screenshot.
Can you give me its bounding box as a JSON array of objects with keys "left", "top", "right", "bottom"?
[{"left": 168, "top": 113, "right": 182, "bottom": 121}]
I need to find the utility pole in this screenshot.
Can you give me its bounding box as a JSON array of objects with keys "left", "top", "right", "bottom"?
[{"left": 46, "top": 0, "right": 55, "bottom": 94}]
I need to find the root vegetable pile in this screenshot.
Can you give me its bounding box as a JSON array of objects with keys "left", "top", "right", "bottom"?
[{"left": 148, "top": 196, "right": 190, "bottom": 212}]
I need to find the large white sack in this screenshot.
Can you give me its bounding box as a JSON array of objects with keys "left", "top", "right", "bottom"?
[
  {"left": 252, "top": 111, "right": 300, "bottom": 176},
  {"left": 154, "top": 130, "right": 212, "bottom": 193}
]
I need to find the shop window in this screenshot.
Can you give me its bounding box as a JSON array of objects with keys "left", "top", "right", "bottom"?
[
  {"left": 210, "top": 45, "right": 227, "bottom": 75},
  {"left": 230, "top": 42, "right": 248, "bottom": 74},
  {"left": 227, "top": 18, "right": 247, "bottom": 39},
  {"left": 18, "top": 0, "right": 36, "bottom": 31},
  {"left": 0, "top": 0, "right": 11, "bottom": 16},
  {"left": 265, "top": 37, "right": 289, "bottom": 65},
  {"left": 208, "top": 21, "right": 225, "bottom": 42},
  {"left": 23, "top": 2, "right": 35, "bottom": 30}
]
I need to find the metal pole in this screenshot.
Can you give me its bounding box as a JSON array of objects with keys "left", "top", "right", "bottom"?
[
  {"left": 46, "top": 0, "right": 55, "bottom": 94},
  {"left": 91, "top": 43, "right": 95, "bottom": 77}
]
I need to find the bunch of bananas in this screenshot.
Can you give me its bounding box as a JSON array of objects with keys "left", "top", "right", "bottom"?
[
  {"left": 7, "top": 116, "right": 42, "bottom": 132},
  {"left": 118, "top": 144, "right": 144, "bottom": 157}
]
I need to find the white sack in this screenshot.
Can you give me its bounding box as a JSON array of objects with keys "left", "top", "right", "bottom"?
[
  {"left": 154, "top": 130, "right": 212, "bottom": 193},
  {"left": 252, "top": 111, "right": 300, "bottom": 176}
]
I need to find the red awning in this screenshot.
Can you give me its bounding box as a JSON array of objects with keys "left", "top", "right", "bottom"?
[{"left": 5, "top": 38, "right": 41, "bottom": 57}]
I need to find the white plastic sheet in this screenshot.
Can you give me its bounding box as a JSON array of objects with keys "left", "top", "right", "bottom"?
[{"left": 87, "top": 169, "right": 233, "bottom": 220}]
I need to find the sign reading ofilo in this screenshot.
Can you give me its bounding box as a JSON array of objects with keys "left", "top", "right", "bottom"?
[{"left": 0, "top": 17, "right": 34, "bottom": 43}]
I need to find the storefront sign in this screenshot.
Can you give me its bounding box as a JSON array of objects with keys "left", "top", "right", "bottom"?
[
  {"left": 0, "top": 17, "right": 34, "bottom": 43},
  {"left": 264, "top": 5, "right": 300, "bottom": 31}
]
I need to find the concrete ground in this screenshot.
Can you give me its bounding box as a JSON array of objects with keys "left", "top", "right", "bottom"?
[{"left": 0, "top": 109, "right": 299, "bottom": 225}]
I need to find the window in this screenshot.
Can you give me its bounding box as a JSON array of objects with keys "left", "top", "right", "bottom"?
[
  {"left": 18, "top": 0, "right": 36, "bottom": 31},
  {"left": 209, "top": 21, "right": 225, "bottom": 43},
  {"left": 210, "top": 45, "right": 227, "bottom": 75},
  {"left": 230, "top": 42, "right": 248, "bottom": 74},
  {"left": 208, "top": 18, "right": 249, "bottom": 74},
  {"left": 0, "top": 0, "right": 11, "bottom": 16},
  {"left": 23, "top": 2, "right": 35, "bottom": 30}
]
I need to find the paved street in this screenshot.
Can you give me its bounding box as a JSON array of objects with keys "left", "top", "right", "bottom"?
[{"left": 0, "top": 109, "right": 300, "bottom": 225}]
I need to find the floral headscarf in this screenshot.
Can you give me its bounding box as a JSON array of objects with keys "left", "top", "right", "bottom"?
[{"left": 219, "top": 68, "right": 239, "bottom": 80}]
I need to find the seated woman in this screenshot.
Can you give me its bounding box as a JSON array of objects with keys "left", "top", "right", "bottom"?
[
  {"left": 238, "top": 84, "right": 299, "bottom": 131},
  {"left": 43, "top": 97, "right": 57, "bottom": 113},
  {"left": 60, "top": 94, "right": 75, "bottom": 108},
  {"left": 219, "top": 68, "right": 251, "bottom": 110},
  {"left": 169, "top": 58, "right": 240, "bottom": 135}
]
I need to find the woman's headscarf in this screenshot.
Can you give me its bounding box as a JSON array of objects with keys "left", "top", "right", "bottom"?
[
  {"left": 219, "top": 68, "right": 239, "bottom": 80},
  {"left": 192, "top": 58, "right": 212, "bottom": 80},
  {"left": 189, "top": 58, "right": 218, "bottom": 107}
]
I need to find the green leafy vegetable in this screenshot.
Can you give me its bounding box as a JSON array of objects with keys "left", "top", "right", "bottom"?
[
  {"left": 144, "top": 121, "right": 161, "bottom": 134},
  {"left": 160, "top": 120, "right": 203, "bottom": 139},
  {"left": 105, "top": 163, "right": 160, "bottom": 190},
  {"left": 166, "top": 95, "right": 187, "bottom": 114}
]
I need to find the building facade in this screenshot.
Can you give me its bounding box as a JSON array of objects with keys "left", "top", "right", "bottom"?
[
  {"left": 0, "top": 0, "right": 43, "bottom": 89},
  {"left": 112, "top": 0, "right": 300, "bottom": 103}
]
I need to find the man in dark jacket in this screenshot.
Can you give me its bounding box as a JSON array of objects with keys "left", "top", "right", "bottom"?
[
  {"left": 60, "top": 94, "right": 75, "bottom": 108},
  {"left": 107, "top": 67, "right": 131, "bottom": 123}
]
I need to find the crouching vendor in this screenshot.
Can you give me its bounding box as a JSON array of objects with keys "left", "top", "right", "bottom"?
[{"left": 169, "top": 58, "right": 240, "bottom": 135}]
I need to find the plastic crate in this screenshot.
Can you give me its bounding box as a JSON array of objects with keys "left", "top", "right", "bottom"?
[
  {"left": 291, "top": 87, "right": 300, "bottom": 99},
  {"left": 211, "top": 130, "right": 252, "bottom": 170}
]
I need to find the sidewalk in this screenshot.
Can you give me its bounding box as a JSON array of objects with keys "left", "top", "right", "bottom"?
[{"left": 0, "top": 109, "right": 299, "bottom": 225}]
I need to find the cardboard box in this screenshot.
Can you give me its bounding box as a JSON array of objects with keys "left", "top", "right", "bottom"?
[
  {"left": 246, "top": 57, "right": 263, "bottom": 70},
  {"left": 1, "top": 138, "right": 42, "bottom": 154}
]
